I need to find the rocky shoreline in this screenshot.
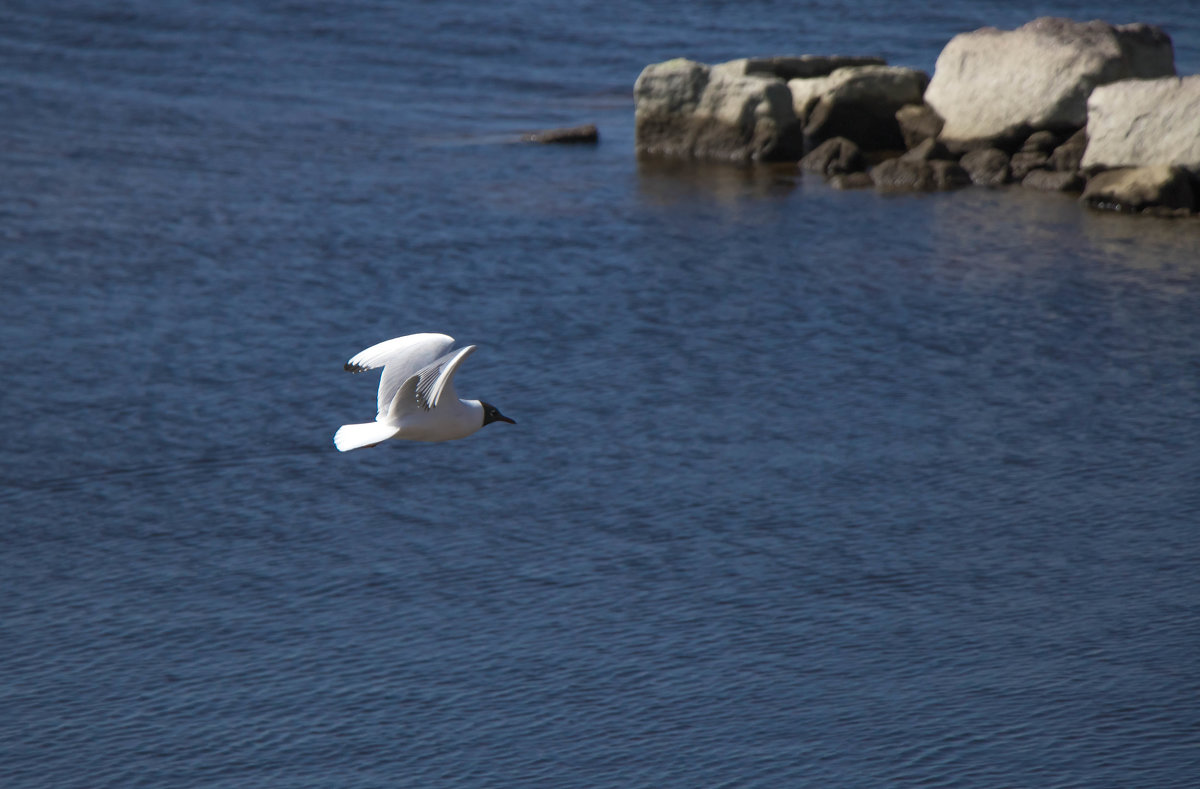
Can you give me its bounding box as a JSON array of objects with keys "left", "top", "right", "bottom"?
[{"left": 633, "top": 18, "right": 1200, "bottom": 218}]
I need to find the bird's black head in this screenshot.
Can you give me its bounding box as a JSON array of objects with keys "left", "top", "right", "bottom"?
[{"left": 481, "top": 401, "right": 515, "bottom": 427}]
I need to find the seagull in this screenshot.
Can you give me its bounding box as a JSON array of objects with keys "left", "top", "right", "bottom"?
[{"left": 333, "top": 333, "right": 514, "bottom": 452}]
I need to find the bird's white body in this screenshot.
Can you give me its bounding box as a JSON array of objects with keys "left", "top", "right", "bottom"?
[
  {"left": 388, "top": 398, "right": 484, "bottom": 442},
  {"left": 334, "top": 333, "right": 510, "bottom": 451}
]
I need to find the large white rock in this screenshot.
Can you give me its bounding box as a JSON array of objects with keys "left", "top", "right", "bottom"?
[
  {"left": 633, "top": 58, "right": 710, "bottom": 119},
  {"left": 1081, "top": 76, "right": 1200, "bottom": 174},
  {"left": 634, "top": 59, "right": 801, "bottom": 161},
  {"left": 925, "top": 18, "right": 1174, "bottom": 148}
]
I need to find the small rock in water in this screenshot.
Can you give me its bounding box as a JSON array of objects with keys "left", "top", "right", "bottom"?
[
  {"left": 960, "top": 148, "right": 1011, "bottom": 186},
  {"left": 1022, "top": 169, "right": 1084, "bottom": 192},
  {"left": 800, "top": 136, "right": 864, "bottom": 176},
  {"left": 1082, "top": 166, "right": 1196, "bottom": 215},
  {"left": 522, "top": 124, "right": 599, "bottom": 144},
  {"left": 1049, "top": 128, "right": 1088, "bottom": 172}
]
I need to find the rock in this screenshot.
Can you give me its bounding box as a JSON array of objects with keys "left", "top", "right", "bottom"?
[
  {"left": 1022, "top": 169, "right": 1085, "bottom": 191},
  {"left": 634, "top": 58, "right": 709, "bottom": 120},
  {"left": 1049, "top": 128, "right": 1088, "bottom": 172},
  {"left": 716, "top": 55, "right": 886, "bottom": 81},
  {"left": 1021, "top": 130, "right": 1064, "bottom": 154},
  {"left": 872, "top": 158, "right": 935, "bottom": 191},
  {"left": 900, "top": 136, "right": 951, "bottom": 162},
  {"left": 522, "top": 124, "right": 599, "bottom": 144},
  {"left": 896, "top": 103, "right": 945, "bottom": 149},
  {"left": 634, "top": 59, "right": 802, "bottom": 161},
  {"left": 1081, "top": 166, "right": 1195, "bottom": 214},
  {"left": 1010, "top": 151, "right": 1050, "bottom": 180},
  {"left": 829, "top": 172, "right": 874, "bottom": 189},
  {"left": 788, "top": 76, "right": 829, "bottom": 120},
  {"left": 1081, "top": 76, "right": 1200, "bottom": 175},
  {"left": 799, "top": 136, "right": 864, "bottom": 176},
  {"left": 790, "top": 66, "right": 929, "bottom": 151},
  {"left": 930, "top": 160, "right": 972, "bottom": 189},
  {"left": 925, "top": 18, "right": 1175, "bottom": 150},
  {"left": 960, "top": 148, "right": 1011, "bottom": 186},
  {"left": 871, "top": 157, "right": 968, "bottom": 191}
]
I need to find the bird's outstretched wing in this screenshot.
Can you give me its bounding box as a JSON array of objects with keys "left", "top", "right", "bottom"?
[
  {"left": 386, "top": 345, "right": 477, "bottom": 422},
  {"left": 344, "top": 333, "right": 455, "bottom": 421}
]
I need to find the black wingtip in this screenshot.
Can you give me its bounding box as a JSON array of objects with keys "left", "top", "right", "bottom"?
[{"left": 345, "top": 362, "right": 368, "bottom": 373}]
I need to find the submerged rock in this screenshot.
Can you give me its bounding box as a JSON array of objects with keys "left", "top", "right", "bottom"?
[
  {"left": 1081, "top": 166, "right": 1196, "bottom": 214},
  {"left": 1022, "top": 169, "right": 1084, "bottom": 192},
  {"left": 522, "top": 124, "right": 599, "bottom": 144},
  {"left": 799, "top": 136, "right": 864, "bottom": 176},
  {"left": 829, "top": 172, "right": 874, "bottom": 189},
  {"left": 871, "top": 157, "right": 968, "bottom": 192}
]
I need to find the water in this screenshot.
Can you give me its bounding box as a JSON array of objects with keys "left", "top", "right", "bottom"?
[{"left": 3, "top": 1, "right": 1200, "bottom": 786}]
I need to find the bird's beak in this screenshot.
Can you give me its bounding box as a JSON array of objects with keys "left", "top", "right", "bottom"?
[{"left": 497, "top": 414, "right": 516, "bottom": 424}]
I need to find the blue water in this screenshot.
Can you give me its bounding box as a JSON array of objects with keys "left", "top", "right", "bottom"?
[{"left": 3, "top": 2, "right": 1200, "bottom": 786}]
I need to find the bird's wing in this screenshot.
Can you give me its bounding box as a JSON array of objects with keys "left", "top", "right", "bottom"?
[
  {"left": 344, "top": 333, "right": 456, "bottom": 421},
  {"left": 385, "top": 373, "right": 422, "bottom": 423},
  {"left": 415, "top": 345, "right": 476, "bottom": 410},
  {"left": 385, "top": 345, "right": 477, "bottom": 422}
]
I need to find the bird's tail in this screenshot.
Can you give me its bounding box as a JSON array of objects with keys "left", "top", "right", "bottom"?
[{"left": 334, "top": 421, "right": 398, "bottom": 452}]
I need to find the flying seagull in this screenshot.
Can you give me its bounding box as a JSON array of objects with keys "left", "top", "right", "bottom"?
[{"left": 334, "top": 333, "right": 514, "bottom": 451}]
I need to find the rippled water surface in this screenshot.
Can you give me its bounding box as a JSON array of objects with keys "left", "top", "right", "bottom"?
[{"left": 3, "top": 2, "right": 1199, "bottom": 786}]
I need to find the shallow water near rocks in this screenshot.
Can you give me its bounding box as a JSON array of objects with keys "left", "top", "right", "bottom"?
[{"left": 2, "top": 1, "right": 1199, "bottom": 787}]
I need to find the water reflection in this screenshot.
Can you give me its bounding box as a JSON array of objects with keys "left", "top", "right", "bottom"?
[
  {"left": 923, "top": 182, "right": 1200, "bottom": 281},
  {"left": 636, "top": 155, "right": 798, "bottom": 205}
]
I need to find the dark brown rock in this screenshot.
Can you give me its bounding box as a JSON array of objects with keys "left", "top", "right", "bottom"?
[
  {"left": 871, "top": 157, "right": 968, "bottom": 191},
  {"left": 1022, "top": 169, "right": 1085, "bottom": 192},
  {"left": 829, "top": 172, "right": 874, "bottom": 189},
  {"left": 1049, "top": 128, "right": 1088, "bottom": 172},
  {"left": 522, "top": 124, "right": 599, "bottom": 144},
  {"left": 896, "top": 103, "right": 945, "bottom": 150},
  {"left": 900, "top": 136, "right": 952, "bottom": 162},
  {"left": 872, "top": 158, "right": 935, "bottom": 191},
  {"left": 799, "top": 136, "right": 864, "bottom": 176},
  {"left": 960, "top": 148, "right": 1011, "bottom": 186},
  {"left": 1010, "top": 151, "right": 1050, "bottom": 180},
  {"left": 1020, "top": 130, "right": 1064, "bottom": 154}
]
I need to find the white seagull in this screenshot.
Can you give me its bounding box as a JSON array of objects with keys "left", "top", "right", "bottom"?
[{"left": 333, "top": 333, "right": 514, "bottom": 452}]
